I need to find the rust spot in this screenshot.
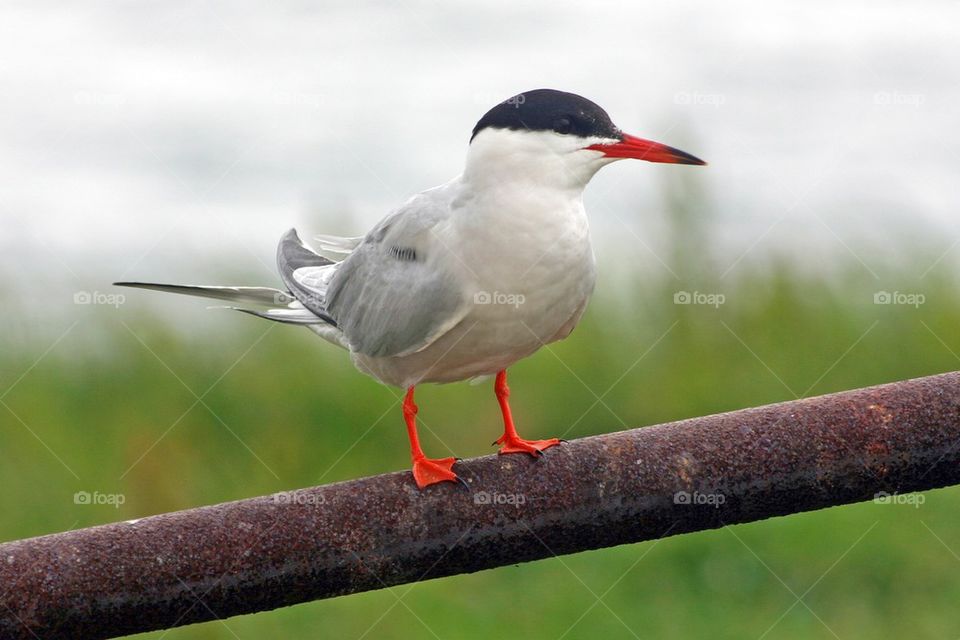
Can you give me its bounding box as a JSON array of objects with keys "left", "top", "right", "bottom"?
[
  {"left": 868, "top": 403, "right": 894, "bottom": 425},
  {"left": 675, "top": 452, "right": 697, "bottom": 486},
  {"left": 867, "top": 441, "right": 889, "bottom": 457}
]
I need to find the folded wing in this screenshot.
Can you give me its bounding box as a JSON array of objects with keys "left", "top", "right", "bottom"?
[{"left": 279, "top": 194, "right": 470, "bottom": 358}]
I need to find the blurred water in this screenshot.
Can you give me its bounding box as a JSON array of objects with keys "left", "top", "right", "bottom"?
[{"left": 0, "top": 0, "right": 957, "bottom": 323}]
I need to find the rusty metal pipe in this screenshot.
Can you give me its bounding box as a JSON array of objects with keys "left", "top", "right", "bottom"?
[{"left": 3, "top": 371, "right": 960, "bottom": 639}]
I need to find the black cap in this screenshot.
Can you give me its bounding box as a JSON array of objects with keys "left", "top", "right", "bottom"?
[{"left": 471, "top": 89, "right": 621, "bottom": 142}]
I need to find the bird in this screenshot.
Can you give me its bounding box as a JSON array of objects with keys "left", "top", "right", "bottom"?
[{"left": 116, "top": 88, "right": 705, "bottom": 489}]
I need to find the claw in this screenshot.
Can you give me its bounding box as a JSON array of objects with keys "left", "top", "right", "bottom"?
[
  {"left": 411, "top": 456, "right": 460, "bottom": 489},
  {"left": 496, "top": 437, "right": 562, "bottom": 457}
]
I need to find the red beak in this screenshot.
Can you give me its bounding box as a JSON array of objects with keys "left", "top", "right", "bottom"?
[{"left": 587, "top": 133, "right": 706, "bottom": 165}]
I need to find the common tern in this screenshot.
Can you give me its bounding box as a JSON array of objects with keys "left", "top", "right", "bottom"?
[{"left": 117, "top": 88, "right": 706, "bottom": 489}]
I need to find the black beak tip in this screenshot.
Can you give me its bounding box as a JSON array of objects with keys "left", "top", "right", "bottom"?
[{"left": 676, "top": 148, "right": 708, "bottom": 166}]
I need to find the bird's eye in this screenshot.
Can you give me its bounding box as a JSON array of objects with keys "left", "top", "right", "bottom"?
[{"left": 553, "top": 117, "right": 572, "bottom": 135}]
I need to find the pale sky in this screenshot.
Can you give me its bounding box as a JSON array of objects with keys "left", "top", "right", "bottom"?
[{"left": 1, "top": 0, "right": 958, "bottom": 327}]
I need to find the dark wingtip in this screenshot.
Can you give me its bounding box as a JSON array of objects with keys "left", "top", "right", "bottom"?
[{"left": 113, "top": 281, "right": 174, "bottom": 289}]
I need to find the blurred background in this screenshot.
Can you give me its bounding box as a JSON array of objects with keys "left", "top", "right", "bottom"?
[{"left": 2, "top": 1, "right": 960, "bottom": 638}]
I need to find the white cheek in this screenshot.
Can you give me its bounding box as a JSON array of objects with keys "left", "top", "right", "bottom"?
[
  {"left": 464, "top": 128, "right": 618, "bottom": 188},
  {"left": 546, "top": 134, "right": 624, "bottom": 159},
  {"left": 542, "top": 134, "right": 584, "bottom": 154},
  {"left": 470, "top": 128, "right": 620, "bottom": 157}
]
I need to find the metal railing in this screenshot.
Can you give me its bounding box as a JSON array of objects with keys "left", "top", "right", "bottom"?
[{"left": 2, "top": 371, "right": 959, "bottom": 639}]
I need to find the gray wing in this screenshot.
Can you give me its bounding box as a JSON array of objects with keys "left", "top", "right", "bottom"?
[
  {"left": 114, "top": 282, "right": 295, "bottom": 305},
  {"left": 313, "top": 233, "right": 363, "bottom": 261},
  {"left": 114, "top": 282, "right": 327, "bottom": 325},
  {"left": 277, "top": 230, "right": 338, "bottom": 325},
  {"left": 324, "top": 192, "right": 470, "bottom": 358}
]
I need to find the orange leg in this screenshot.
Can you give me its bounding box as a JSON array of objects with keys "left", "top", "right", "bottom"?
[
  {"left": 403, "top": 386, "right": 460, "bottom": 489},
  {"left": 493, "top": 370, "right": 562, "bottom": 456}
]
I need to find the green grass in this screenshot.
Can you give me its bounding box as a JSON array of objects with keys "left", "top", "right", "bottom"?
[{"left": 3, "top": 242, "right": 960, "bottom": 638}]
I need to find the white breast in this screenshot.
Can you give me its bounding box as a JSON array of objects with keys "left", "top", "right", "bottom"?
[{"left": 353, "top": 177, "right": 597, "bottom": 388}]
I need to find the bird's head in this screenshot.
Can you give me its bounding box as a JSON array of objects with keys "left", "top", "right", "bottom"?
[{"left": 465, "top": 89, "right": 705, "bottom": 191}]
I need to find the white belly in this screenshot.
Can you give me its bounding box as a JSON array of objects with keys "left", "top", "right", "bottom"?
[{"left": 352, "top": 194, "right": 597, "bottom": 388}]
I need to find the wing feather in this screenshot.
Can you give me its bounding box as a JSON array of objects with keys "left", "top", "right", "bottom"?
[{"left": 324, "top": 191, "right": 469, "bottom": 358}]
